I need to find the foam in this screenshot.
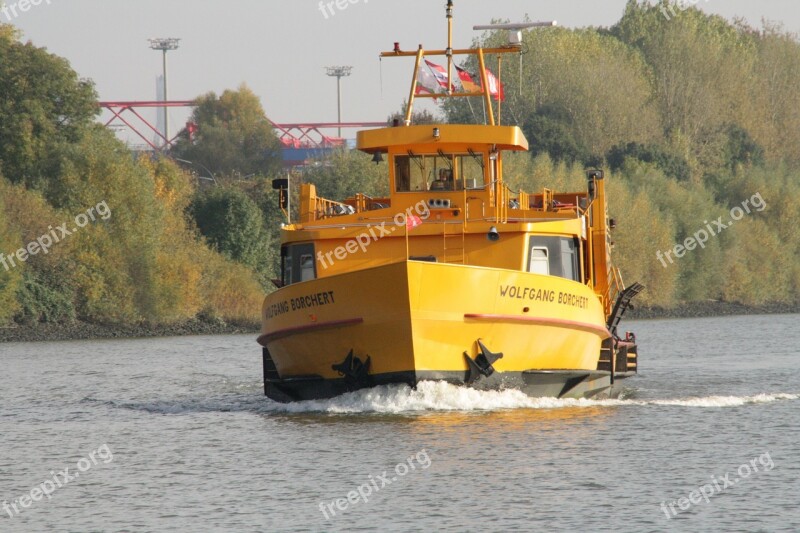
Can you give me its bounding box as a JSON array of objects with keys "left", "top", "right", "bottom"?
[
  {"left": 95, "top": 383, "right": 799, "bottom": 415},
  {"left": 264, "top": 382, "right": 799, "bottom": 414}
]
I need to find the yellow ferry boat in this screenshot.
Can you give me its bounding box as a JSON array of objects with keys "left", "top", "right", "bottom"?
[{"left": 258, "top": 2, "right": 643, "bottom": 402}]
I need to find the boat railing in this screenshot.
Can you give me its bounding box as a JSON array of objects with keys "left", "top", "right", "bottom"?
[
  {"left": 314, "top": 196, "right": 356, "bottom": 220},
  {"left": 344, "top": 193, "right": 393, "bottom": 213}
]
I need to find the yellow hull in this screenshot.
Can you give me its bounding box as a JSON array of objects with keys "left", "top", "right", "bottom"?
[{"left": 258, "top": 261, "right": 624, "bottom": 401}]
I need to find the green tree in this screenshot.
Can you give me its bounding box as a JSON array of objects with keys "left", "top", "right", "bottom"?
[
  {"left": 444, "top": 26, "right": 661, "bottom": 162},
  {"left": 303, "top": 148, "right": 389, "bottom": 201},
  {"left": 0, "top": 25, "right": 97, "bottom": 189},
  {"left": 173, "top": 84, "right": 283, "bottom": 178},
  {"left": 0, "top": 177, "right": 22, "bottom": 323},
  {"left": 387, "top": 102, "right": 442, "bottom": 126},
  {"left": 612, "top": 2, "right": 757, "bottom": 178},
  {"left": 190, "top": 186, "right": 275, "bottom": 288}
]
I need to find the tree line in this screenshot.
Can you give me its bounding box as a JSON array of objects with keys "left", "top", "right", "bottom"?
[{"left": 1, "top": 1, "right": 798, "bottom": 331}]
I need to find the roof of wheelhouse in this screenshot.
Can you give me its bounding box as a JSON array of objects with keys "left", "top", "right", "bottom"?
[{"left": 357, "top": 124, "right": 529, "bottom": 154}]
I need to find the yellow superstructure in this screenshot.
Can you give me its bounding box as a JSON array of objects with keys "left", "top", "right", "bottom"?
[{"left": 258, "top": 2, "right": 642, "bottom": 402}]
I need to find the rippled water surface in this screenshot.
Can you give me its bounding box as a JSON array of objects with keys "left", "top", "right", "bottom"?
[{"left": 1, "top": 314, "right": 799, "bottom": 532}]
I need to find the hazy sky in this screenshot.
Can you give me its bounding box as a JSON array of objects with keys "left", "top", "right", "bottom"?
[{"left": 6, "top": 1, "right": 800, "bottom": 142}]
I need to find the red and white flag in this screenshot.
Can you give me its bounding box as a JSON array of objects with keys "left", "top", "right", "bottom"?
[
  {"left": 416, "top": 68, "right": 442, "bottom": 98},
  {"left": 424, "top": 59, "right": 453, "bottom": 91},
  {"left": 485, "top": 68, "right": 505, "bottom": 102}
]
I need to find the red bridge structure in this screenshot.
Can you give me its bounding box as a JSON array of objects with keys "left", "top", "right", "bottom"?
[{"left": 98, "top": 101, "right": 386, "bottom": 165}]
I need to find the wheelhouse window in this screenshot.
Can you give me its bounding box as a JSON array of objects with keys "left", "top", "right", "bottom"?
[
  {"left": 300, "top": 254, "right": 315, "bottom": 282},
  {"left": 394, "top": 152, "right": 485, "bottom": 192},
  {"left": 281, "top": 243, "right": 316, "bottom": 286},
  {"left": 528, "top": 236, "right": 580, "bottom": 282},
  {"left": 458, "top": 151, "right": 486, "bottom": 190}
]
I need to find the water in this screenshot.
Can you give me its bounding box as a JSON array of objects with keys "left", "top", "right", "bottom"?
[{"left": 1, "top": 314, "right": 798, "bottom": 532}]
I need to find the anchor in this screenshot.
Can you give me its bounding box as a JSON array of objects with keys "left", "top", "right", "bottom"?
[
  {"left": 332, "top": 349, "right": 372, "bottom": 389},
  {"left": 463, "top": 339, "right": 503, "bottom": 384}
]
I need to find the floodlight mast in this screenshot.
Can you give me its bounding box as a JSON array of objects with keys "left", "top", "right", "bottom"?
[
  {"left": 326, "top": 66, "right": 353, "bottom": 138},
  {"left": 149, "top": 38, "right": 181, "bottom": 148}
]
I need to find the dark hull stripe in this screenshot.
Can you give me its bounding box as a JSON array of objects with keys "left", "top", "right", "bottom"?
[
  {"left": 464, "top": 313, "right": 611, "bottom": 338},
  {"left": 257, "top": 317, "right": 364, "bottom": 346}
]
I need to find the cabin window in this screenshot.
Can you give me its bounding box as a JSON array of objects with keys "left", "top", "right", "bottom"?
[
  {"left": 395, "top": 154, "right": 438, "bottom": 192},
  {"left": 560, "top": 238, "right": 579, "bottom": 282},
  {"left": 395, "top": 153, "right": 486, "bottom": 192},
  {"left": 529, "top": 248, "right": 549, "bottom": 275},
  {"left": 527, "top": 236, "right": 580, "bottom": 282},
  {"left": 281, "top": 243, "right": 316, "bottom": 286},
  {"left": 300, "top": 254, "right": 315, "bottom": 282},
  {"left": 458, "top": 153, "right": 486, "bottom": 189}
]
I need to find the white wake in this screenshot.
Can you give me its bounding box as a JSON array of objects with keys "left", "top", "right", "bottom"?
[{"left": 266, "top": 381, "right": 799, "bottom": 414}]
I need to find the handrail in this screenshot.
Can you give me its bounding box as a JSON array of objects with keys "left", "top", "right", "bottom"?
[{"left": 314, "top": 196, "right": 354, "bottom": 220}]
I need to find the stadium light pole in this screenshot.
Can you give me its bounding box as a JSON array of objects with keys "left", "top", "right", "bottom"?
[
  {"left": 149, "top": 38, "right": 181, "bottom": 148},
  {"left": 325, "top": 66, "right": 352, "bottom": 138}
]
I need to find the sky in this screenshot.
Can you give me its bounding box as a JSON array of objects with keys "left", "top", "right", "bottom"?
[{"left": 5, "top": 0, "right": 800, "bottom": 143}]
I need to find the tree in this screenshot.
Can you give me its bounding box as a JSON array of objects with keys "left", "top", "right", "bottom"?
[
  {"left": 387, "top": 102, "right": 442, "bottom": 126},
  {"left": 0, "top": 25, "right": 98, "bottom": 190},
  {"left": 0, "top": 176, "right": 22, "bottom": 324},
  {"left": 303, "top": 148, "right": 389, "bottom": 202},
  {"left": 190, "top": 186, "right": 275, "bottom": 288},
  {"left": 173, "top": 84, "right": 283, "bottom": 178},
  {"left": 612, "top": 2, "right": 757, "bottom": 178},
  {"left": 444, "top": 27, "right": 661, "bottom": 162},
  {"left": 606, "top": 142, "right": 691, "bottom": 182}
]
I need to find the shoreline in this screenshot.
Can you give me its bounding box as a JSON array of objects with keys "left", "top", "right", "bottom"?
[
  {"left": 1, "top": 301, "right": 797, "bottom": 343},
  {"left": 626, "top": 300, "right": 800, "bottom": 320},
  {"left": 0, "top": 317, "right": 260, "bottom": 343}
]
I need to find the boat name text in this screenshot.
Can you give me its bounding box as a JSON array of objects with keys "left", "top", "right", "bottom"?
[
  {"left": 265, "top": 291, "right": 336, "bottom": 318},
  {"left": 499, "top": 285, "right": 589, "bottom": 309}
]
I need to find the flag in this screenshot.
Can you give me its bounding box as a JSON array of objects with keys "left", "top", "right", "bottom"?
[
  {"left": 424, "top": 59, "right": 453, "bottom": 90},
  {"left": 485, "top": 68, "right": 505, "bottom": 102},
  {"left": 416, "top": 67, "right": 441, "bottom": 96},
  {"left": 406, "top": 214, "right": 423, "bottom": 230},
  {"left": 455, "top": 65, "right": 481, "bottom": 93}
]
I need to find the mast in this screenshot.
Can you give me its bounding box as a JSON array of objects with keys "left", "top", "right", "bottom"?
[{"left": 383, "top": 2, "right": 556, "bottom": 127}]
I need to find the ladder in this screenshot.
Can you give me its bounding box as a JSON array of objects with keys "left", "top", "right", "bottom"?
[
  {"left": 442, "top": 222, "right": 465, "bottom": 264},
  {"left": 607, "top": 282, "right": 645, "bottom": 338}
]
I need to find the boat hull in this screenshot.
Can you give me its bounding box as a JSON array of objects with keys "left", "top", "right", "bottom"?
[{"left": 259, "top": 261, "right": 632, "bottom": 402}]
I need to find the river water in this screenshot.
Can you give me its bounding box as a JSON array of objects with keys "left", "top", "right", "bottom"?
[{"left": 1, "top": 314, "right": 798, "bottom": 532}]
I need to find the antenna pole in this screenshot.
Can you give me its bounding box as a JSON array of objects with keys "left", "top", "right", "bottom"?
[
  {"left": 446, "top": 1, "right": 454, "bottom": 95},
  {"left": 497, "top": 56, "right": 502, "bottom": 125},
  {"left": 405, "top": 46, "right": 425, "bottom": 125},
  {"left": 477, "top": 48, "right": 495, "bottom": 125}
]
